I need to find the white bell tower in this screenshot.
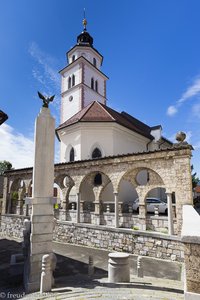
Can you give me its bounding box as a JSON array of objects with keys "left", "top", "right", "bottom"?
[{"left": 60, "top": 18, "right": 108, "bottom": 124}]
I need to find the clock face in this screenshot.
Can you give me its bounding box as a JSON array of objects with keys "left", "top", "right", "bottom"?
[{"left": 69, "top": 96, "right": 73, "bottom": 102}]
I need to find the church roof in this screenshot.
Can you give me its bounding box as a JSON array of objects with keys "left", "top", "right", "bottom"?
[{"left": 56, "top": 101, "right": 156, "bottom": 140}]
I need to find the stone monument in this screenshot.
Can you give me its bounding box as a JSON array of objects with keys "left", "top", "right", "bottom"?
[{"left": 24, "top": 93, "right": 55, "bottom": 292}]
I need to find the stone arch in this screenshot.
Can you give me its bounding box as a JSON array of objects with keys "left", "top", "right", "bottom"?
[
  {"left": 144, "top": 185, "right": 167, "bottom": 201},
  {"left": 9, "top": 178, "right": 26, "bottom": 214},
  {"left": 10, "top": 178, "right": 23, "bottom": 193},
  {"left": 117, "top": 166, "right": 165, "bottom": 193},
  {"left": 79, "top": 170, "right": 113, "bottom": 212},
  {"left": 54, "top": 174, "right": 75, "bottom": 211},
  {"left": 79, "top": 170, "right": 112, "bottom": 195}
]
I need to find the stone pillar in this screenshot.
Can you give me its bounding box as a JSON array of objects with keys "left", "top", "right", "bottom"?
[
  {"left": 76, "top": 193, "right": 80, "bottom": 223},
  {"left": 166, "top": 193, "right": 174, "bottom": 235},
  {"left": 108, "top": 252, "right": 130, "bottom": 283},
  {"left": 136, "top": 187, "right": 148, "bottom": 231},
  {"left": 114, "top": 193, "right": 119, "bottom": 228},
  {"left": 2, "top": 176, "right": 8, "bottom": 214},
  {"left": 16, "top": 189, "right": 24, "bottom": 215},
  {"left": 94, "top": 201, "right": 100, "bottom": 214},
  {"left": 7, "top": 193, "right": 12, "bottom": 214},
  {"left": 40, "top": 254, "right": 52, "bottom": 293},
  {"left": 24, "top": 106, "right": 55, "bottom": 293},
  {"left": 58, "top": 188, "right": 68, "bottom": 221},
  {"left": 182, "top": 205, "right": 200, "bottom": 298},
  {"left": 138, "top": 203, "right": 147, "bottom": 231}
]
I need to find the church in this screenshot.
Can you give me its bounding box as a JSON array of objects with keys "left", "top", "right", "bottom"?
[
  {"left": 2, "top": 18, "right": 193, "bottom": 235},
  {"left": 57, "top": 18, "right": 172, "bottom": 163},
  {"left": 55, "top": 18, "right": 173, "bottom": 208}
]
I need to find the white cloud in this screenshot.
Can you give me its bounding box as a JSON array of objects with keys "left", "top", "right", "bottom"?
[
  {"left": 193, "top": 141, "right": 200, "bottom": 150},
  {"left": 0, "top": 123, "right": 60, "bottom": 169},
  {"left": 0, "top": 123, "right": 34, "bottom": 169},
  {"left": 192, "top": 103, "right": 200, "bottom": 118},
  {"left": 167, "top": 76, "right": 200, "bottom": 116},
  {"left": 167, "top": 105, "right": 178, "bottom": 116},
  {"left": 29, "top": 42, "right": 60, "bottom": 110},
  {"left": 178, "top": 77, "right": 200, "bottom": 104}
]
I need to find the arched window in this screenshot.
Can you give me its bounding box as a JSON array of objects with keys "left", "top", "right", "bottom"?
[
  {"left": 68, "top": 76, "right": 71, "bottom": 89},
  {"left": 91, "top": 77, "right": 94, "bottom": 90},
  {"left": 93, "top": 57, "right": 96, "bottom": 67},
  {"left": 72, "top": 55, "right": 75, "bottom": 62},
  {"left": 69, "top": 147, "right": 75, "bottom": 162},
  {"left": 95, "top": 80, "right": 98, "bottom": 92},
  {"left": 94, "top": 173, "right": 102, "bottom": 186},
  {"left": 72, "top": 74, "right": 75, "bottom": 86},
  {"left": 92, "top": 147, "right": 102, "bottom": 159}
]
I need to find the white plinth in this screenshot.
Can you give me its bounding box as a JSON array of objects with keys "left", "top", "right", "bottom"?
[{"left": 108, "top": 252, "right": 130, "bottom": 283}]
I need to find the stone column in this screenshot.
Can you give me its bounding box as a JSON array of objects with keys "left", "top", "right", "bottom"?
[
  {"left": 16, "top": 188, "right": 24, "bottom": 215},
  {"left": 114, "top": 193, "right": 119, "bottom": 228},
  {"left": 166, "top": 193, "right": 174, "bottom": 235},
  {"left": 2, "top": 176, "right": 8, "bottom": 214},
  {"left": 24, "top": 106, "right": 55, "bottom": 293},
  {"left": 7, "top": 193, "right": 12, "bottom": 214},
  {"left": 58, "top": 188, "right": 68, "bottom": 221},
  {"left": 76, "top": 193, "right": 80, "bottom": 223},
  {"left": 138, "top": 203, "right": 147, "bottom": 231}
]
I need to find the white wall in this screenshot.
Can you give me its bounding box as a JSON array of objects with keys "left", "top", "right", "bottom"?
[
  {"left": 113, "top": 125, "right": 148, "bottom": 155},
  {"left": 59, "top": 122, "right": 150, "bottom": 162},
  {"left": 80, "top": 124, "right": 114, "bottom": 160},
  {"left": 61, "top": 87, "right": 81, "bottom": 123},
  {"left": 118, "top": 180, "right": 138, "bottom": 203},
  {"left": 59, "top": 126, "right": 81, "bottom": 162},
  {"left": 84, "top": 65, "right": 105, "bottom": 96},
  {"left": 84, "top": 86, "right": 106, "bottom": 106},
  {"left": 68, "top": 48, "right": 102, "bottom": 69},
  {"left": 62, "top": 64, "right": 81, "bottom": 92}
]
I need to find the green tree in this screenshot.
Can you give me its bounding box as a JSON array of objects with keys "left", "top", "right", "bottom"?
[
  {"left": 0, "top": 160, "right": 13, "bottom": 175},
  {"left": 191, "top": 165, "right": 199, "bottom": 189}
]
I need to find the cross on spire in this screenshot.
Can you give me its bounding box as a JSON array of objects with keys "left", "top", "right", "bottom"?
[{"left": 83, "top": 8, "right": 87, "bottom": 31}]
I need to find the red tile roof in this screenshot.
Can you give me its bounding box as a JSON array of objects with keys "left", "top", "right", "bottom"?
[{"left": 56, "top": 101, "right": 154, "bottom": 139}]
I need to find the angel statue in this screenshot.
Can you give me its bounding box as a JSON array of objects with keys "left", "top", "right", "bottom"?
[{"left": 38, "top": 91, "right": 55, "bottom": 108}]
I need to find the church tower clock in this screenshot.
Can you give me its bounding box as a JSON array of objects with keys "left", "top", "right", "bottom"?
[{"left": 60, "top": 18, "right": 108, "bottom": 124}]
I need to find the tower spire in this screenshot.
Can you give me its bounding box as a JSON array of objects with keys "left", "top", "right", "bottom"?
[{"left": 82, "top": 8, "right": 87, "bottom": 31}]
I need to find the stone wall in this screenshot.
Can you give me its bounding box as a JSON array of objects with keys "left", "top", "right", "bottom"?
[
  {"left": 0, "top": 214, "right": 29, "bottom": 240},
  {"left": 54, "top": 221, "right": 183, "bottom": 262},
  {"left": 181, "top": 205, "right": 200, "bottom": 297},
  {"left": 0, "top": 215, "right": 183, "bottom": 262}
]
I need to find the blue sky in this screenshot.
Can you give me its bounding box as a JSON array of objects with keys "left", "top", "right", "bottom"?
[{"left": 0, "top": 0, "right": 200, "bottom": 176}]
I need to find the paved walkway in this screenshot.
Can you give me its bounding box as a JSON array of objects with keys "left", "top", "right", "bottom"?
[
  {"left": 0, "top": 238, "right": 184, "bottom": 300},
  {"left": 21, "top": 275, "right": 184, "bottom": 300}
]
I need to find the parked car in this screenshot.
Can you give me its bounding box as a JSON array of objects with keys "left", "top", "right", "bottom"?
[{"left": 132, "top": 198, "right": 168, "bottom": 214}]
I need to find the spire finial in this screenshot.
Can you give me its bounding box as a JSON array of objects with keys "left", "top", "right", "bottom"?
[{"left": 82, "top": 8, "right": 87, "bottom": 31}]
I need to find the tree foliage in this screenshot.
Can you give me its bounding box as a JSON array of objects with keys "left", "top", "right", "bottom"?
[
  {"left": 0, "top": 160, "right": 13, "bottom": 175},
  {"left": 191, "top": 165, "right": 199, "bottom": 189}
]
